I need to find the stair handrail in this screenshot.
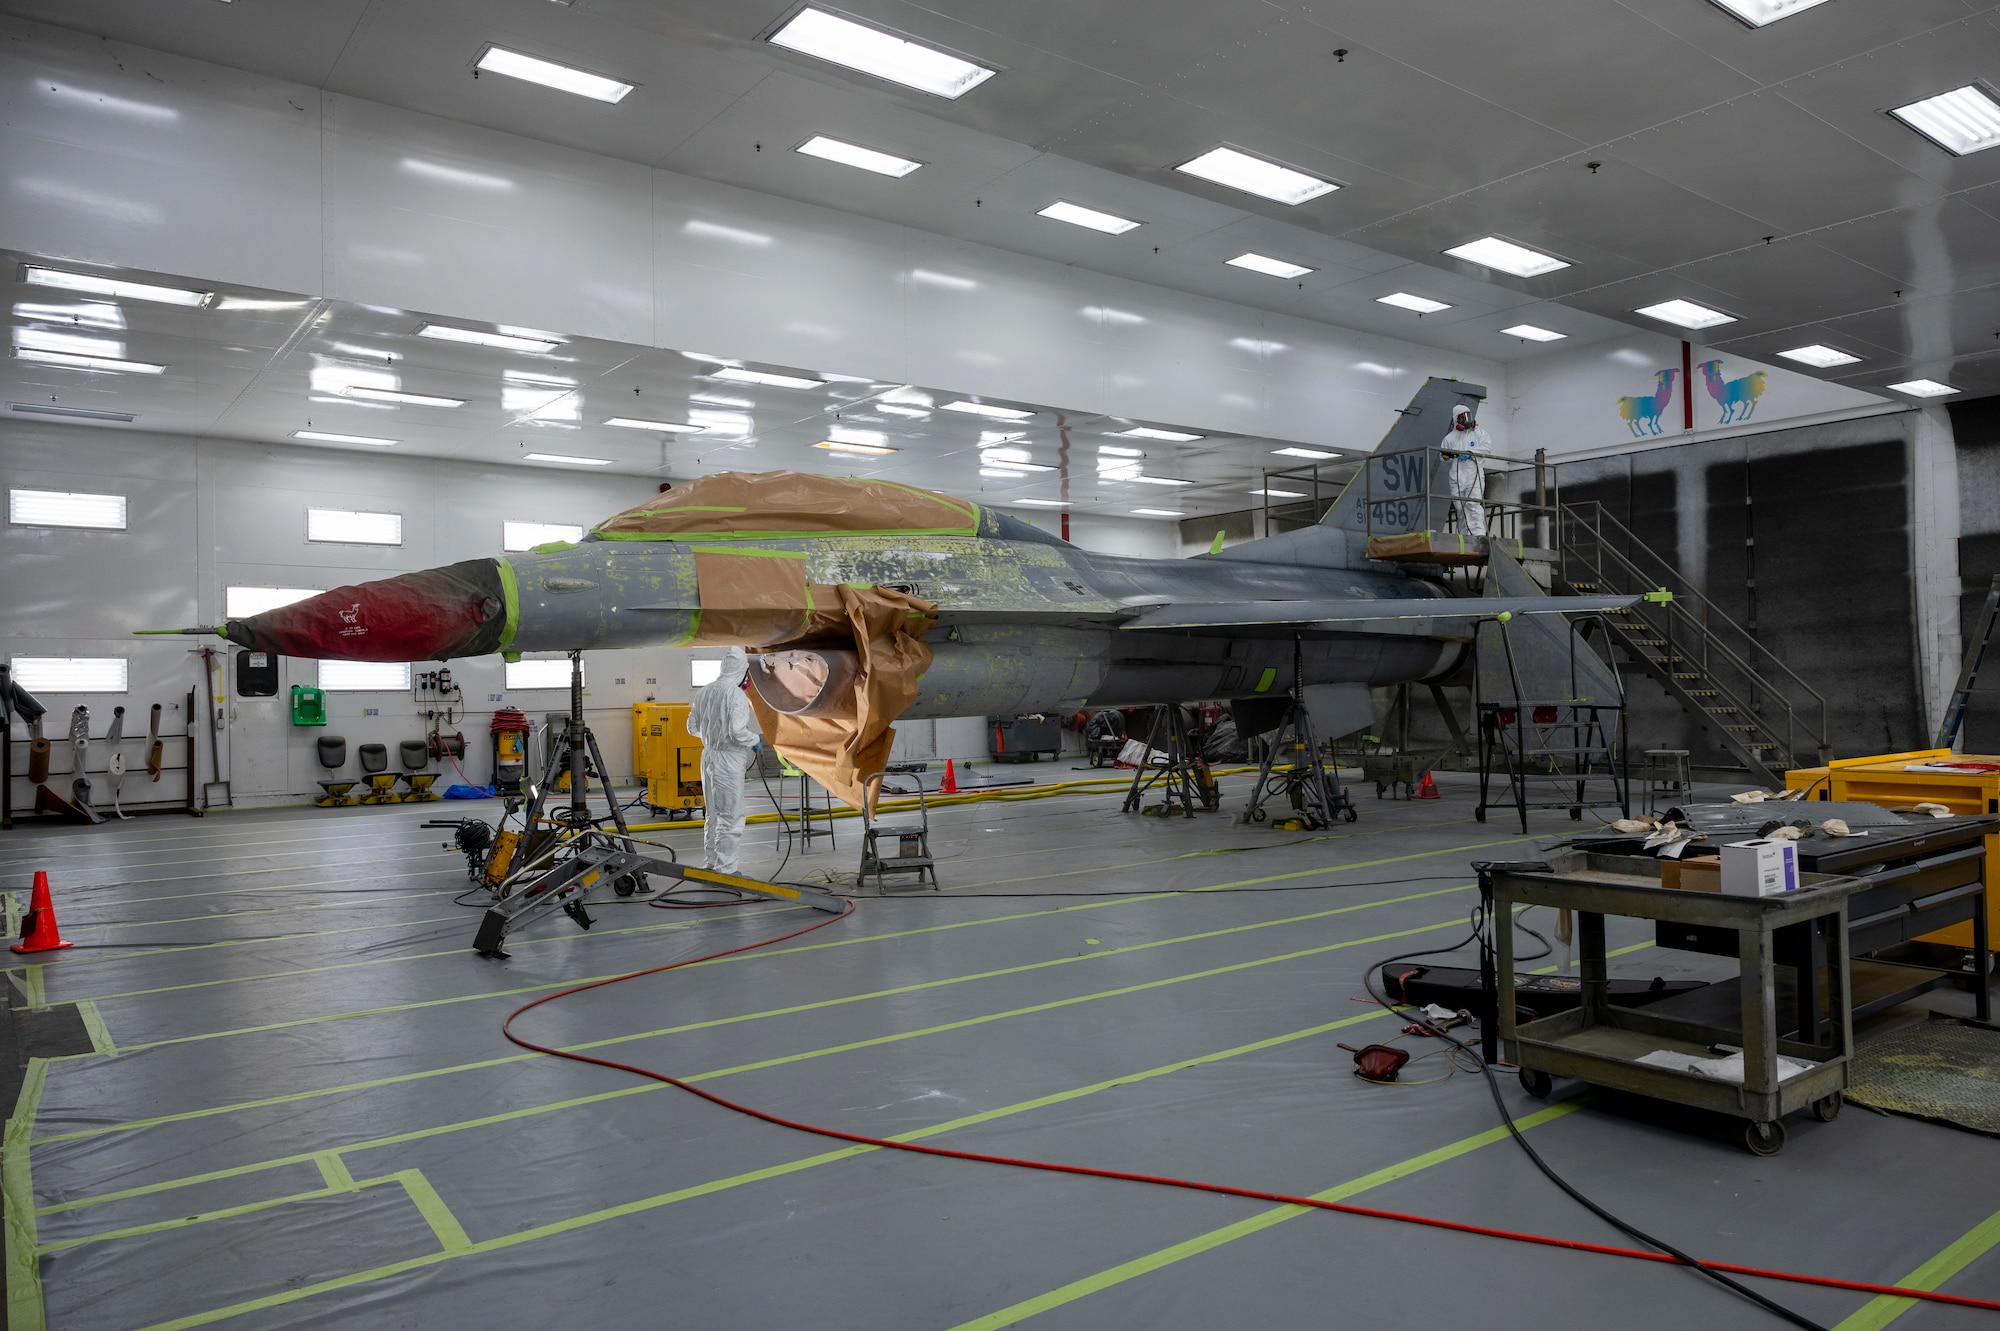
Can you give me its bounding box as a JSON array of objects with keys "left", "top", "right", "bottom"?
[{"left": 1558, "top": 501, "right": 1830, "bottom": 766}]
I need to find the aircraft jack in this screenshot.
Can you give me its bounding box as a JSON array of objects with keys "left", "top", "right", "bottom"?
[
  {"left": 1240, "top": 637, "right": 1357, "bottom": 831},
  {"left": 1121, "top": 704, "right": 1220, "bottom": 818}
]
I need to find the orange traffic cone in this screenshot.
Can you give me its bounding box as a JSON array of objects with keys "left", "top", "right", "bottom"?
[
  {"left": 1414, "top": 771, "right": 1441, "bottom": 801},
  {"left": 940, "top": 759, "right": 959, "bottom": 795},
  {"left": 13, "top": 870, "right": 74, "bottom": 953}
]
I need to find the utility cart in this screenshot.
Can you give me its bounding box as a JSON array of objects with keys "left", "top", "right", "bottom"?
[{"left": 1490, "top": 851, "right": 1863, "bottom": 1155}]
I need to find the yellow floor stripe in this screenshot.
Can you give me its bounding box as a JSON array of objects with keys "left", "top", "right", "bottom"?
[{"left": 1832, "top": 1206, "right": 2000, "bottom": 1330}]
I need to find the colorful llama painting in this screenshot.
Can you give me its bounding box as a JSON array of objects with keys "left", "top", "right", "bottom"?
[
  {"left": 1699, "top": 360, "right": 1767, "bottom": 424},
  {"left": 1615, "top": 368, "right": 1677, "bottom": 437}
]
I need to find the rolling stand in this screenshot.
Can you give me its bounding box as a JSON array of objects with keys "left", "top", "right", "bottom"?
[
  {"left": 513, "top": 651, "right": 638, "bottom": 882},
  {"left": 1240, "top": 637, "right": 1356, "bottom": 830}
]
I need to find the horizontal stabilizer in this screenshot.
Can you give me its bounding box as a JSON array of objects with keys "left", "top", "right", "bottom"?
[{"left": 1122, "top": 594, "right": 1640, "bottom": 630}]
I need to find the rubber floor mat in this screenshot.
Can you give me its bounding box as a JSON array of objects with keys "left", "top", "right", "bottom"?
[{"left": 1846, "top": 1017, "right": 2000, "bottom": 1135}]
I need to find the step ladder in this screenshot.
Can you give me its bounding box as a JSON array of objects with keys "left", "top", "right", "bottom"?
[{"left": 1938, "top": 572, "right": 2000, "bottom": 749}]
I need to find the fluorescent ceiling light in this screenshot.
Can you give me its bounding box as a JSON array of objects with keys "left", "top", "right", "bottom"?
[
  {"left": 1176, "top": 147, "right": 1336, "bottom": 205},
  {"left": 796, "top": 135, "right": 922, "bottom": 177},
  {"left": 17, "top": 328, "right": 123, "bottom": 357},
  {"left": 308, "top": 508, "right": 402, "bottom": 545},
  {"left": 1706, "top": 0, "right": 1832, "bottom": 23},
  {"left": 9, "top": 402, "right": 135, "bottom": 422},
  {"left": 23, "top": 265, "right": 210, "bottom": 307},
  {"left": 1098, "top": 446, "right": 1144, "bottom": 458},
  {"left": 1377, "top": 293, "right": 1451, "bottom": 314},
  {"left": 1037, "top": 201, "right": 1141, "bottom": 235},
  {"left": 524, "top": 452, "right": 613, "bottom": 465},
  {"left": 502, "top": 520, "right": 585, "bottom": 551},
  {"left": 1444, "top": 236, "right": 1570, "bottom": 277},
  {"left": 603, "top": 416, "right": 703, "bottom": 433},
  {"left": 768, "top": 7, "right": 996, "bottom": 100},
  {"left": 1634, "top": 299, "right": 1735, "bottom": 329},
  {"left": 1889, "top": 379, "right": 1958, "bottom": 398},
  {"left": 1132, "top": 508, "right": 1186, "bottom": 518},
  {"left": 474, "top": 45, "right": 634, "bottom": 103},
  {"left": 215, "top": 297, "right": 310, "bottom": 312},
  {"left": 1501, "top": 324, "right": 1567, "bottom": 342},
  {"left": 14, "top": 300, "right": 123, "bottom": 328},
  {"left": 943, "top": 400, "right": 1034, "bottom": 420},
  {"left": 294, "top": 430, "right": 397, "bottom": 446},
  {"left": 1115, "top": 426, "right": 1203, "bottom": 443},
  {"left": 1273, "top": 447, "right": 1337, "bottom": 459},
  {"left": 710, "top": 366, "right": 826, "bottom": 390},
  {"left": 15, "top": 348, "right": 164, "bottom": 374},
  {"left": 417, "top": 323, "right": 560, "bottom": 353},
  {"left": 1129, "top": 475, "right": 1193, "bottom": 487},
  {"left": 1226, "top": 253, "right": 1314, "bottom": 280},
  {"left": 225, "top": 586, "right": 322, "bottom": 618},
  {"left": 1890, "top": 85, "right": 2000, "bottom": 156},
  {"left": 9, "top": 489, "right": 127, "bottom": 529},
  {"left": 339, "top": 386, "right": 465, "bottom": 408},
  {"left": 1251, "top": 488, "right": 1306, "bottom": 498},
  {"left": 1015, "top": 499, "right": 1069, "bottom": 508},
  {"left": 1776, "top": 345, "right": 1861, "bottom": 368},
  {"left": 814, "top": 439, "right": 898, "bottom": 456}
]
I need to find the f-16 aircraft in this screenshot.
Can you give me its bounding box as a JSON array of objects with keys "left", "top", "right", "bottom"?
[{"left": 148, "top": 378, "right": 1634, "bottom": 805}]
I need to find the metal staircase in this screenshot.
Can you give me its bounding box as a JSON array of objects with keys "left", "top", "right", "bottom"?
[{"left": 1556, "top": 502, "right": 1829, "bottom": 787}]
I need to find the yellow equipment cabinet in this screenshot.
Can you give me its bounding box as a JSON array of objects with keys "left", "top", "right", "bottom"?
[
  {"left": 633, "top": 703, "right": 704, "bottom": 817},
  {"left": 1788, "top": 748, "right": 1999, "bottom": 951}
]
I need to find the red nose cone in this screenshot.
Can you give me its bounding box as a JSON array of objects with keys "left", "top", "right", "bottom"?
[{"left": 224, "top": 560, "right": 506, "bottom": 662}]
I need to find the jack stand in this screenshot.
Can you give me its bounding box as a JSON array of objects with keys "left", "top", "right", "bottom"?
[
  {"left": 1240, "top": 636, "right": 1356, "bottom": 830},
  {"left": 1121, "top": 704, "right": 1219, "bottom": 818},
  {"left": 510, "top": 651, "right": 637, "bottom": 886},
  {"left": 472, "top": 831, "right": 845, "bottom": 958}
]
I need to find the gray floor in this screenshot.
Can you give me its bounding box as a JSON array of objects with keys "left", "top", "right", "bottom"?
[{"left": 3, "top": 770, "right": 1997, "bottom": 1331}]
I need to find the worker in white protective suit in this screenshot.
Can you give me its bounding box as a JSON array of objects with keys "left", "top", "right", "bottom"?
[
  {"left": 1440, "top": 404, "right": 1493, "bottom": 538},
  {"left": 687, "top": 647, "right": 762, "bottom": 877}
]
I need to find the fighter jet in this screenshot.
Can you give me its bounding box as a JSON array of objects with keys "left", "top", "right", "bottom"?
[{"left": 147, "top": 378, "right": 1633, "bottom": 798}]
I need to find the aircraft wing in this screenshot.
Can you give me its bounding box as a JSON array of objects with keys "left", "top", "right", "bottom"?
[{"left": 1121, "top": 594, "right": 1641, "bottom": 630}]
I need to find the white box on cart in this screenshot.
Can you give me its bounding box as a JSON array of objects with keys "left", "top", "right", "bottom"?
[{"left": 1721, "top": 839, "right": 1798, "bottom": 897}]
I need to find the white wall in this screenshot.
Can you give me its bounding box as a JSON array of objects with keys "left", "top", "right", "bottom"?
[{"left": 0, "top": 15, "right": 1510, "bottom": 457}]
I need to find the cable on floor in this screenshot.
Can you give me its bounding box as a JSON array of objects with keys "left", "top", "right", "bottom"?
[{"left": 502, "top": 906, "right": 2000, "bottom": 1322}]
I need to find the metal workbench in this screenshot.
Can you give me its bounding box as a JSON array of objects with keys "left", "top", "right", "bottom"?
[{"left": 1492, "top": 852, "right": 1862, "bottom": 1155}]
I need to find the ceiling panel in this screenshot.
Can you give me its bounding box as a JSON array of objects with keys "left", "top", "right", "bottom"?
[
  {"left": 1812, "top": 197, "right": 2000, "bottom": 296},
  {"left": 1622, "top": 0, "right": 1981, "bottom": 88}
]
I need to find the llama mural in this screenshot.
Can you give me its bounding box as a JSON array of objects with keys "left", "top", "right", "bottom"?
[
  {"left": 1700, "top": 360, "right": 1767, "bottom": 424},
  {"left": 1615, "top": 368, "right": 1677, "bottom": 437}
]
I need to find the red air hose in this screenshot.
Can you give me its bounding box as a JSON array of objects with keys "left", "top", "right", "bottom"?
[{"left": 501, "top": 907, "right": 2000, "bottom": 1317}]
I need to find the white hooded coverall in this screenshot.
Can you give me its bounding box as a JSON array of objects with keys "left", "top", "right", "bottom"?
[
  {"left": 686, "top": 648, "right": 761, "bottom": 876},
  {"left": 1440, "top": 410, "right": 1494, "bottom": 538}
]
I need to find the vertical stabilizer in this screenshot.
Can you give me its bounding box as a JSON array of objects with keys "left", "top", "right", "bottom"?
[{"left": 1322, "top": 377, "right": 1488, "bottom": 531}]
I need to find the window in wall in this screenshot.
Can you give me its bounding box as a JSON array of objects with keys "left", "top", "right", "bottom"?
[
  {"left": 691, "top": 658, "right": 723, "bottom": 688},
  {"left": 502, "top": 520, "right": 585, "bottom": 551},
  {"left": 226, "top": 586, "right": 323, "bottom": 618},
  {"left": 9, "top": 489, "right": 127, "bottom": 529},
  {"left": 319, "top": 660, "right": 412, "bottom": 691},
  {"left": 505, "top": 657, "right": 578, "bottom": 690},
  {"left": 10, "top": 657, "right": 128, "bottom": 693},
  {"left": 307, "top": 508, "right": 402, "bottom": 546}
]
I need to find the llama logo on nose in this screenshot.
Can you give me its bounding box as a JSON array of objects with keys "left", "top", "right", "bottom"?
[
  {"left": 1615, "top": 368, "right": 1677, "bottom": 437},
  {"left": 1699, "top": 360, "right": 1766, "bottom": 424},
  {"left": 337, "top": 603, "right": 366, "bottom": 637}
]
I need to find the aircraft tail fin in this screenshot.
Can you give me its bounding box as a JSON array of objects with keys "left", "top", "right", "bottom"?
[{"left": 1318, "top": 377, "right": 1488, "bottom": 531}]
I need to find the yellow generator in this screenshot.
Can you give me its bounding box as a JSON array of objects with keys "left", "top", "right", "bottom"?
[{"left": 633, "top": 702, "right": 704, "bottom": 818}]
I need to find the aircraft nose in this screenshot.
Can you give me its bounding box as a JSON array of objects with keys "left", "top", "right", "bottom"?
[{"left": 221, "top": 559, "right": 509, "bottom": 661}]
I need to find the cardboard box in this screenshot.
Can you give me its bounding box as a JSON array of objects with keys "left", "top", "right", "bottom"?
[
  {"left": 1721, "top": 839, "right": 1798, "bottom": 897},
  {"left": 1660, "top": 857, "right": 1721, "bottom": 892}
]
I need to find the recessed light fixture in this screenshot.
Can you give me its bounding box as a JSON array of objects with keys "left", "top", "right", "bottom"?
[
  {"left": 14, "top": 348, "right": 165, "bottom": 374},
  {"left": 293, "top": 430, "right": 397, "bottom": 446},
  {"left": 1776, "top": 345, "right": 1861, "bottom": 368},
  {"left": 1634, "top": 299, "right": 1735, "bottom": 329},
  {"left": 1115, "top": 426, "right": 1203, "bottom": 443},
  {"left": 710, "top": 366, "right": 827, "bottom": 390},
  {"left": 1377, "top": 292, "right": 1452, "bottom": 314},
  {"left": 1706, "top": 0, "right": 1832, "bottom": 24},
  {"left": 23, "top": 265, "right": 211, "bottom": 307},
  {"left": 214, "top": 297, "right": 311, "bottom": 312},
  {"left": 418, "top": 324, "right": 560, "bottom": 353},
  {"left": 1273, "top": 447, "right": 1338, "bottom": 459},
  {"left": 1097, "top": 445, "right": 1144, "bottom": 458},
  {"left": 1128, "top": 475, "right": 1193, "bottom": 487},
  {"left": 1132, "top": 508, "right": 1186, "bottom": 517},
  {"left": 1888, "top": 379, "right": 1959, "bottom": 398},
  {"left": 474, "top": 45, "right": 634, "bottom": 103},
  {"left": 795, "top": 135, "right": 922, "bottom": 178},
  {"left": 1444, "top": 237, "right": 1570, "bottom": 277},
  {"left": 603, "top": 416, "right": 703, "bottom": 432},
  {"left": 942, "top": 400, "right": 1034, "bottom": 420},
  {"left": 524, "top": 452, "right": 614, "bottom": 465},
  {"left": 1500, "top": 324, "right": 1567, "bottom": 342},
  {"left": 1037, "top": 201, "right": 1141, "bottom": 235},
  {"left": 814, "top": 439, "right": 898, "bottom": 456},
  {"left": 768, "top": 7, "right": 996, "bottom": 99},
  {"left": 1227, "top": 253, "right": 1314, "bottom": 280},
  {"left": 1250, "top": 487, "right": 1306, "bottom": 499},
  {"left": 9, "top": 402, "right": 136, "bottom": 422},
  {"left": 338, "top": 387, "right": 466, "bottom": 408},
  {"left": 1176, "top": 147, "right": 1337, "bottom": 205},
  {"left": 1015, "top": 499, "right": 1069, "bottom": 508},
  {"left": 1890, "top": 85, "right": 2000, "bottom": 156}
]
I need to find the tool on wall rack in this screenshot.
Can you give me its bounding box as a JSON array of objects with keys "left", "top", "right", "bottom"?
[
  {"left": 146, "top": 702, "right": 163, "bottom": 779},
  {"left": 105, "top": 705, "right": 130, "bottom": 819},
  {"left": 194, "top": 645, "right": 232, "bottom": 809},
  {"left": 3, "top": 680, "right": 199, "bottom": 827}
]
